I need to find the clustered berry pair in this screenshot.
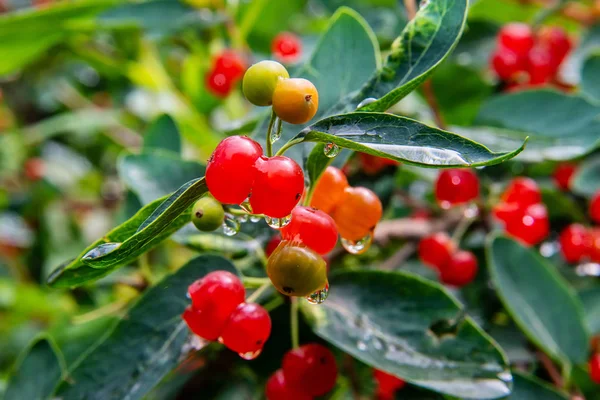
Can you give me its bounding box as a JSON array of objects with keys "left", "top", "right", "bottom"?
[
  {"left": 265, "top": 343, "right": 337, "bottom": 399},
  {"left": 182, "top": 271, "right": 271, "bottom": 359},
  {"left": 492, "top": 177, "right": 549, "bottom": 246},
  {"left": 205, "top": 50, "right": 247, "bottom": 98},
  {"left": 559, "top": 189, "right": 600, "bottom": 264},
  {"left": 419, "top": 232, "right": 478, "bottom": 287},
  {"left": 491, "top": 23, "right": 572, "bottom": 90}
]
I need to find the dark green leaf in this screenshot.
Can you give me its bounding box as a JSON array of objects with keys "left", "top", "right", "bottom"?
[
  {"left": 487, "top": 235, "right": 590, "bottom": 365},
  {"left": 55, "top": 255, "right": 237, "bottom": 400},
  {"left": 4, "top": 336, "right": 65, "bottom": 400},
  {"left": 118, "top": 151, "right": 205, "bottom": 205},
  {"left": 540, "top": 187, "right": 586, "bottom": 222},
  {"left": 305, "top": 270, "right": 511, "bottom": 399},
  {"left": 305, "top": 143, "right": 334, "bottom": 188},
  {"left": 510, "top": 372, "right": 568, "bottom": 399},
  {"left": 571, "top": 364, "right": 600, "bottom": 400},
  {"left": 581, "top": 54, "right": 600, "bottom": 103},
  {"left": 571, "top": 155, "right": 600, "bottom": 197},
  {"left": 295, "top": 112, "right": 525, "bottom": 167},
  {"left": 579, "top": 287, "right": 600, "bottom": 335},
  {"left": 143, "top": 114, "right": 182, "bottom": 155}
]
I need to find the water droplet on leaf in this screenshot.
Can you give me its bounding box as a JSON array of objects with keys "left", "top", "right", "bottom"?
[
  {"left": 306, "top": 282, "right": 329, "bottom": 304},
  {"left": 576, "top": 262, "right": 600, "bottom": 277},
  {"left": 82, "top": 242, "right": 122, "bottom": 260},
  {"left": 323, "top": 143, "right": 340, "bottom": 158},
  {"left": 356, "top": 97, "right": 377, "bottom": 109},
  {"left": 341, "top": 233, "right": 372, "bottom": 255},
  {"left": 250, "top": 215, "right": 262, "bottom": 223},
  {"left": 222, "top": 215, "right": 240, "bottom": 236},
  {"left": 237, "top": 214, "right": 249, "bottom": 223},
  {"left": 265, "top": 215, "right": 291, "bottom": 229}
]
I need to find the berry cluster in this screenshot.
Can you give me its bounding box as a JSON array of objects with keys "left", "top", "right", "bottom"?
[
  {"left": 491, "top": 23, "right": 572, "bottom": 90},
  {"left": 272, "top": 32, "right": 302, "bottom": 64},
  {"left": 558, "top": 189, "right": 600, "bottom": 264},
  {"left": 492, "top": 177, "right": 549, "bottom": 246},
  {"left": 373, "top": 369, "right": 406, "bottom": 400},
  {"left": 206, "top": 50, "right": 246, "bottom": 98},
  {"left": 266, "top": 343, "right": 338, "bottom": 399},
  {"left": 418, "top": 232, "right": 478, "bottom": 287},
  {"left": 435, "top": 169, "right": 480, "bottom": 209},
  {"left": 182, "top": 271, "right": 271, "bottom": 359}
]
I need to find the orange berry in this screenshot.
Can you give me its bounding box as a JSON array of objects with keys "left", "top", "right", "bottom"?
[
  {"left": 331, "top": 187, "right": 382, "bottom": 241},
  {"left": 272, "top": 78, "right": 318, "bottom": 124},
  {"left": 310, "top": 166, "right": 349, "bottom": 214}
]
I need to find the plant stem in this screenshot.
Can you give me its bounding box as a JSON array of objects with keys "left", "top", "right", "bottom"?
[
  {"left": 403, "top": 0, "right": 417, "bottom": 20},
  {"left": 290, "top": 297, "right": 300, "bottom": 349},
  {"left": 246, "top": 281, "right": 272, "bottom": 303},
  {"left": 451, "top": 205, "right": 479, "bottom": 243},
  {"left": 242, "top": 276, "right": 271, "bottom": 288},
  {"left": 275, "top": 137, "right": 304, "bottom": 156},
  {"left": 423, "top": 80, "right": 447, "bottom": 130},
  {"left": 266, "top": 110, "right": 277, "bottom": 157},
  {"left": 536, "top": 350, "right": 564, "bottom": 388}
]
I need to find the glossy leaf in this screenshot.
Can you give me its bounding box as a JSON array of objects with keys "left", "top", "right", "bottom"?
[
  {"left": 55, "top": 255, "right": 237, "bottom": 400},
  {"left": 143, "top": 114, "right": 182, "bottom": 154},
  {"left": 118, "top": 151, "right": 205, "bottom": 205},
  {"left": 304, "top": 270, "right": 511, "bottom": 399},
  {"left": 581, "top": 54, "right": 600, "bottom": 103},
  {"left": 4, "top": 336, "right": 65, "bottom": 400},
  {"left": 294, "top": 112, "right": 525, "bottom": 167},
  {"left": 579, "top": 287, "right": 600, "bottom": 335},
  {"left": 487, "top": 235, "right": 590, "bottom": 365},
  {"left": 305, "top": 143, "right": 334, "bottom": 188},
  {"left": 511, "top": 372, "right": 568, "bottom": 399},
  {"left": 571, "top": 155, "right": 600, "bottom": 197}
]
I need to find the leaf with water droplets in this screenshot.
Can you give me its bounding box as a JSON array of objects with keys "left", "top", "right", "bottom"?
[
  {"left": 54, "top": 255, "right": 237, "bottom": 400},
  {"left": 304, "top": 269, "right": 511, "bottom": 399},
  {"left": 296, "top": 112, "right": 525, "bottom": 168}
]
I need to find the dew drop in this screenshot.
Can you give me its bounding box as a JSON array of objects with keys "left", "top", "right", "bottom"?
[
  {"left": 323, "top": 142, "right": 341, "bottom": 158},
  {"left": 265, "top": 215, "right": 291, "bottom": 229},
  {"left": 356, "top": 97, "right": 377, "bottom": 109},
  {"left": 357, "top": 341, "right": 368, "bottom": 351},
  {"left": 575, "top": 262, "right": 600, "bottom": 277},
  {"left": 237, "top": 214, "right": 249, "bottom": 223},
  {"left": 222, "top": 215, "right": 240, "bottom": 236},
  {"left": 238, "top": 348, "right": 262, "bottom": 360},
  {"left": 270, "top": 118, "right": 282, "bottom": 144},
  {"left": 240, "top": 200, "right": 253, "bottom": 214},
  {"left": 250, "top": 215, "right": 262, "bottom": 223},
  {"left": 341, "top": 233, "right": 373, "bottom": 255},
  {"left": 82, "top": 242, "right": 122, "bottom": 260},
  {"left": 306, "top": 282, "right": 329, "bottom": 304}
]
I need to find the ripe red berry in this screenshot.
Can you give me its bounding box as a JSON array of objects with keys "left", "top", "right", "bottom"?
[
  {"left": 440, "top": 250, "right": 478, "bottom": 287},
  {"left": 553, "top": 163, "right": 577, "bottom": 191},
  {"left": 220, "top": 302, "right": 272, "bottom": 357},
  {"left": 206, "top": 136, "right": 263, "bottom": 205},
  {"left": 502, "top": 177, "right": 541, "bottom": 208},
  {"left": 206, "top": 69, "right": 233, "bottom": 98},
  {"left": 505, "top": 203, "right": 549, "bottom": 246},
  {"left": 498, "top": 23, "right": 535, "bottom": 56},
  {"left": 283, "top": 343, "right": 338, "bottom": 396},
  {"left": 491, "top": 48, "right": 524, "bottom": 80},
  {"left": 183, "top": 271, "right": 245, "bottom": 340},
  {"left": 589, "top": 228, "right": 600, "bottom": 263},
  {"left": 281, "top": 206, "right": 338, "bottom": 255},
  {"left": 559, "top": 224, "right": 591, "bottom": 263},
  {"left": 374, "top": 369, "right": 406, "bottom": 400},
  {"left": 538, "top": 26, "right": 572, "bottom": 68},
  {"left": 589, "top": 191, "right": 600, "bottom": 223},
  {"left": 418, "top": 233, "right": 456, "bottom": 271},
  {"left": 590, "top": 354, "right": 600, "bottom": 384},
  {"left": 250, "top": 156, "right": 304, "bottom": 219},
  {"left": 527, "top": 46, "right": 554, "bottom": 85},
  {"left": 272, "top": 32, "right": 302, "bottom": 64},
  {"left": 214, "top": 50, "right": 246, "bottom": 81},
  {"left": 492, "top": 201, "right": 522, "bottom": 225},
  {"left": 434, "top": 169, "right": 480, "bottom": 208},
  {"left": 266, "top": 369, "right": 312, "bottom": 400},
  {"left": 24, "top": 158, "right": 45, "bottom": 181},
  {"left": 358, "top": 153, "right": 399, "bottom": 175},
  {"left": 265, "top": 235, "right": 282, "bottom": 257}
]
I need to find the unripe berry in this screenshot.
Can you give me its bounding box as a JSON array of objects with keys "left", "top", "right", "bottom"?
[
  {"left": 191, "top": 196, "right": 224, "bottom": 232},
  {"left": 272, "top": 78, "right": 319, "bottom": 124},
  {"left": 242, "top": 60, "right": 289, "bottom": 106},
  {"left": 331, "top": 187, "right": 382, "bottom": 241},
  {"left": 283, "top": 343, "right": 338, "bottom": 396},
  {"left": 267, "top": 242, "right": 327, "bottom": 297},
  {"left": 310, "top": 166, "right": 349, "bottom": 214}
]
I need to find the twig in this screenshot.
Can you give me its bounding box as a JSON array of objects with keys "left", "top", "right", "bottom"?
[
  {"left": 380, "top": 242, "right": 417, "bottom": 270},
  {"left": 246, "top": 281, "right": 272, "bottom": 303},
  {"left": 343, "top": 354, "right": 362, "bottom": 400},
  {"left": 536, "top": 350, "right": 564, "bottom": 388},
  {"left": 403, "top": 0, "right": 417, "bottom": 20},
  {"left": 290, "top": 297, "right": 299, "bottom": 349},
  {"left": 423, "top": 80, "right": 447, "bottom": 130}
]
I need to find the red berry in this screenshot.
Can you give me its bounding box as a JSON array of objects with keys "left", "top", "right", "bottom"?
[
  {"left": 559, "top": 224, "right": 591, "bottom": 263},
  {"left": 492, "top": 202, "right": 522, "bottom": 225},
  {"left": 440, "top": 250, "right": 478, "bottom": 287},
  {"left": 272, "top": 32, "right": 302, "bottom": 64},
  {"left": 538, "top": 26, "right": 571, "bottom": 69},
  {"left": 491, "top": 48, "right": 524, "bottom": 80},
  {"left": 505, "top": 203, "right": 549, "bottom": 246},
  {"left": 214, "top": 50, "right": 246, "bottom": 81},
  {"left": 358, "top": 153, "right": 399, "bottom": 175},
  {"left": 374, "top": 369, "right": 406, "bottom": 396},
  {"left": 281, "top": 206, "right": 338, "bottom": 255},
  {"left": 283, "top": 343, "right": 338, "bottom": 396},
  {"left": 266, "top": 235, "right": 282, "bottom": 257},
  {"left": 498, "top": 23, "right": 535, "bottom": 56},
  {"left": 589, "top": 191, "right": 600, "bottom": 223},
  {"left": 266, "top": 369, "right": 312, "bottom": 400},
  {"left": 589, "top": 228, "right": 600, "bottom": 263},
  {"left": 590, "top": 354, "right": 600, "bottom": 384},
  {"left": 553, "top": 163, "right": 577, "bottom": 191},
  {"left": 502, "top": 177, "right": 541, "bottom": 208},
  {"left": 527, "top": 46, "right": 554, "bottom": 85},
  {"left": 24, "top": 158, "right": 45, "bottom": 181},
  {"left": 220, "top": 303, "right": 272, "bottom": 357},
  {"left": 418, "top": 233, "right": 456, "bottom": 271},
  {"left": 206, "top": 136, "right": 263, "bottom": 205},
  {"left": 250, "top": 156, "right": 304, "bottom": 219},
  {"left": 206, "top": 69, "right": 233, "bottom": 98},
  {"left": 183, "top": 271, "right": 245, "bottom": 341},
  {"left": 434, "top": 169, "right": 480, "bottom": 208}
]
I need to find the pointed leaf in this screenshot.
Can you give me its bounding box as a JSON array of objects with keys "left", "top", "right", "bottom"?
[
  {"left": 571, "top": 155, "right": 600, "bottom": 197},
  {"left": 581, "top": 54, "right": 600, "bottom": 103},
  {"left": 143, "top": 115, "right": 182, "bottom": 154},
  {"left": 511, "top": 372, "right": 568, "bottom": 399}
]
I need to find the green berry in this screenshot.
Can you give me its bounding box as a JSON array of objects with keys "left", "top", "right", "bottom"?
[
  {"left": 242, "top": 60, "right": 289, "bottom": 106},
  {"left": 192, "top": 196, "right": 225, "bottom": 232}
]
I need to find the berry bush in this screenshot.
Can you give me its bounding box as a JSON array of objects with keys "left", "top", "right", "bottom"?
[{"left": 1, "top": 0, "right": 600, "bottom": 399}]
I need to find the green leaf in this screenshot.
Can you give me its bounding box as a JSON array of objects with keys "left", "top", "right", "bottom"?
[
  {"left": 571, "top": 155, "right": 600, "bottom": 197},
  {"left": 511, "top": 372, "right": 568, "bottom": 399},
  {"left": 487, "top": 235, "right": 590, "bottom": 365},
  {"left": 474, "top": 90, "right": 600, "bottom": 161},
  {"left": 304, "top": 270, "right": 511, "bottom": 399},
  {"left": 540, "top": 187, "right": 586, "bottom": 222},
  {"left": 4, "top": 336, "right": 65, "bottom": 400},
  {"left": 581, "top": 54, "right": 600, "bottom": 103},
  {"left": 305, "top": 143, "right": 334, "bottom": 188},
  {"left": 579, "top": 287, "right": 600, "bottom": 335},
  {"left": 118, "top": 151, "right": 204, "bottom": 205},
  {"left": 295, "top": 112, "right": 525, "bottom": 168},
  {"left": 47, "top": 178, "right": 207, "bottom": 288},
  {"left": 55, "top": 255, "right": 237, "bottom": 400},
  {"left": 143, "top": 114, "right": 182, "bottom": 154}
]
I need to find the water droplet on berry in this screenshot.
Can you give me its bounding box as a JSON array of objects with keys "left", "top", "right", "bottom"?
[
  {"left": 323, "top": 143, "right": 340, "bottom": 158},
  {"left": 575, "top": 262, "right": 600, "bottom": 277},
  {"left": 222, "top": 215, "right": 240, "bottom": 236},
  {"left": 306, "top": 282, "right": 329, "bottom": 304},
  {"left": 356, "top": 97, "right": 377, "bottom": 109},
  {"left": 82, "top": 242, "right": 122, "bottom": 260},
  {"left": 237, "top": 214, "right": 249, "bottom": 223},
  {"left": 238, "top": 348, "right": 262, "bottom": 360},
  {"left": 265, "top": 215, "right": 292, "bottom": 229},
  {"left": 341, "top": 233, "right": 373, "bottom": 255},
  {"left": 250, "top": 215, "right": 262, "bottom": 223},
  {"left": 240, "top": 200, "right": 253, "bottom": 214}
]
